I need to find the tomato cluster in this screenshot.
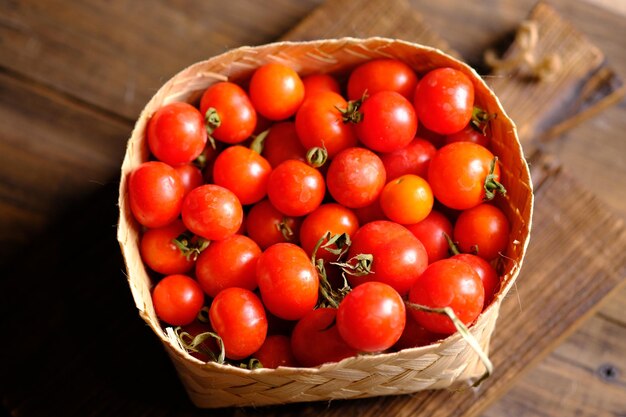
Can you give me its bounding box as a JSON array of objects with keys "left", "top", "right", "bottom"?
[{"left": 129, "top": 58, "right": 510, "bottom": 369}]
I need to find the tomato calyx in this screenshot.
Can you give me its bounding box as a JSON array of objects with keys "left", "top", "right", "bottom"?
[
  {"left": 470, "top": 106, "right": 496, "bottom": 135},
  {"left": 444, "top": 232, "right": 461, "bottom": 256},
  {"left": 249, "top": 129, "right": 270, "bottom": 154},
  {"left": 276, "top": 217, "right": 296, "bottom": 242},
  {"left": 484, "top": 157, "right": 507, "bottom": 200},
  {"left": 331, "top": 253, "right": 374, "bottom": 278},
  {"left": 337, "top": 92, "right": 366, "bottom": 124},
  {"left": 306, "top": 146, "right": 328, "bottom": 168},
  {"left": 312, "top": 232, "right": 353, "bottom": 308},
  {"left": 172, "top": 232, "right": 210, "bottom": 261},
  {"left": 239, "top": 358, "right": 263, "bottom": 370},
  {"left": 205, "top": 107, "right": 221, "bottom": 149},
  {"left": 175, "top": 326, "right": 226, "bottom": 364}
]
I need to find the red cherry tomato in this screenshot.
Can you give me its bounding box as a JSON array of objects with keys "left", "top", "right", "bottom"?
[
  {"left": 444, "top": 125, "right": 490, "bottom": 148},
  {"left": 195, "top": 234, "right": 261, "bottom": 297},
  {"left": 181, "top": 184, "right": 243, "bottom": 240},
  {"left": 246, "top": 199, "right": 302, "bottom": 250},
  {"left": 299, "top": 203, "right": 359, "bottom": 262},
  {"left": 209, "top": 287, "right": 267, "bottom": 360},
  {"left": 199, "top": 81, "right": 257, "bottom": 144},
  {"left": 256, "top": 243, "right": 319, "bottom": 321},
  {"left": 337, "top": 281, "right": 406, "bottom": 352},
  {"left": 174, "top": 163, "right": 204, "bottom": 197},
  {"left": 261, "top": 122, "right": 306, "bottom": 167},
  {"left": 451, "top": 253, "right": 499, "bottom": 307},
  {"left": 302, "top": 73, "right": 341, "bottom": 100},
  {"left": 354, "top": 91, "right": 417, "bottom": 153},
  {"left": 129, "top": 161, "right": 184, "bottom": 228},
  {"left": 347, "top": 59, "right": 418, "bottom": 101},
  {"left": 152, "top": 274, "right": 205, "bottom": 326},
  {"left": 379, "top": 137, "right": 436, "bottom": 181},
  {"left": 393, "top": 312, "right": 444, "bottom": 351},
  {"left": 405, "top": 210, "right": 453, "bottom": 263},
  {"left": 249, "top": 63, "right": 304, "bottom": 120},
  {"left": 326, "top": 147, "right": 386, "bottom": 209},
  {"left": 414, "top": 67, "right": 475, "bottom": 135},
  {"left": 379, "top": 174, "right": 433, "bottom": 225},
  {"left": 147, "top": 102, "right": 207, "bottom": 165},
  {"left": 140, "top": 220, "right": 194, "bottom": 275},
  {"left": 267, "top": 160, "right": 325, "bottom": 217},
  {"left": 253, "top": 335, "right": 298, "bottom": 368},
  {"left": 212, "top": 145, "right": 272, "bottom": 205},
  {"left": 453, "top": 203, "right": 509, "bottom": 261},
  {"left": 290, "top": 308, "right": 358, "bottom": 367},
  {"left": 352, "top": 198, "right": 387, "bottom": 224},
  {"left": 408, "top": 258, "right": 484, "bottom": 335}
]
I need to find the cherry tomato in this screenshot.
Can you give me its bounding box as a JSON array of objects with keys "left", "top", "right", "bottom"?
[
  {"left": 427, "top": 142, "right": 501, "bottom": 210},
  {"left": 152, "top": 274, "right": 205, "bottom": 326},
  {"left": 302, "top": 73, "right": 341, "bottom": 100},
  {"left": 299, "top": 203, "right": 359, "bottom": 262},
  {"left": 212, "top": 145, "right": 272, "bottom": 205},
  {"left": 354, "top": 91, "right": 417, "bottom": 153},
  {"left": 347, "top": 59, "right": 418, "bottom": 101},
  {"left": 261, "top": 122, "right": 306, "bottom": 167},
  {"left": 414, "top": 67, "right": 475, "bottom": 135},
  {"left": 405, "top": 210, "right": 453, "bottom": 263},
  {"left": 444, "top": 125, "right": 490, "bottom": 148},
  {"left": 295, "top": 91, "right": 357, "bottom": 158},
  {"left": 174, "top": 163, "right": 204, "bottom": 197},
  {"left": 246, "top": 199, "right": 302, "bottom": 250},
  {"left": 393, "top": 311, "right": 444, "bottom": 351},
  {"left": 249, "top": 63, "right": 304, "bottom": 120},
  {"left": 147, "top": 102, "right": 207, "bottom": 165},
  {"left": 256, "top": 243, "right": 319, "bottom": 321},
  {"left": 267, "top": 160, "right": 325, "bottom": 217},
  {"left": 337, "top": 281, "right": 406, "bottom": 352},
  {"left": 379, "top": 174, "right": 433, "bottom": 224},
  {"left": 451, "top": 253, "right": 499, "bottom": 307},
  {"left": 129, "top": 161, "right": 184, "bottom": 228},
  {"left": 140, "top": 219, "right": 194, "bottom": 275},
  {"left": 199, "top": 81, "right": 257, "bottom": 144},
  {"left": 326, "top": 147, "right": 386, "bottom": 209},
  {"left": 209, "top": 287, "right": 267, "bottom": 360},
  {"left": 178, "top": 320, "right": 219, "bottom": 362},
  {"left": 347, "top": 220, "right": 428, "bottom": 296},
  {"left": 195, "top": 234, "right": 261, "bottom": 297},
  {"left": 181, "top": 184, "right": 243, "bottom": 240},
  {"left": 352, "top": 198, "right": 387, "bottom": 224},
  {"left": 453, "top": 203, "right": 509, "bottom": 261},
  {"left": 408, "top": 258, "right": 484, "bottom": 335},
  {"left": 379, "top": 137, "right": 436, "bottom": 181},
  {"left": 253, "top": 335, "right": 298, "bottom": 368},
  {"left": 290, "top": 308, "right": 358, "bottom": 367}
]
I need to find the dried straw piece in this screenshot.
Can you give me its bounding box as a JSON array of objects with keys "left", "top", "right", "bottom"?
[{"left": 117, "top": 37, "right": 533, "bottom": 408}]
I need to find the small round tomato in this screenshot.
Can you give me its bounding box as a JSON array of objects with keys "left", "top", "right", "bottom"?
[
  {"left": 295, "top": 91, "right": 357, "bottom": 158},
  {"left": 140, "top": 220, "right": 194, "bottom": 275},
  {"left": 427, "top": 142, "right": 502, "bottom": 210},
  {"left": 337, "top": 281, "right": 406, "bottom": 352},
  {"left": 414, "top": 67, "right": 475, "bottom": 135},
  {"left": 354, "top": 91, "right": 417, "bottom": 153},
  {"left": 347, "top": 220, "right": 428, "bottom": 296},
  {"left": 246, "top": 199, "right": 302, "bottom": 249},
  {"left": 302, "top": 73, "right": 341, "bottom": 100},
  {"left": 249, "top": 63, "right": 304, "bottom": 120},
  {"left": 379, "top": 138, "right": 436, "bottom": 181},
  {"left": 152, "top": 274, "right": 204, "bottom": 326},
  {"left": 256, "top": 243, "right": 319, "bottom": 321},
  {"left": 253, "top": 335, "right": 298, "bottom": 368},
  {"left": 128, "top": 161, "right": 184, "bottom": 228},
  {"left": 212, "top": 145, "right": 272, "bottom": 205},
  {"left": 299, "top": 203, "right": 359, "bottom": 262},
  {"left": 451, "top": 253, "right": 499, "bottom": 307},
  {"left": 408, "top": 258, "right": 484, "bottom": 335},
  {"left": 290, "top": 308, "right": 358, "bottom": 367},
  {"left": 405, "top": 210, "right": 453, "bottom": 263},
  {"left": 209, "top": 287, "right": 267, "bottom": 360},
  {"left": 181, "top": 184, "right": 243, "bottom": 240},
  {"left": 147, "top": 102, "right": 207, "bottom": 165},
  {"left": 174, "top": 163, "right": 204, "bottom": 197},
  {"left": 444, "top": 125, "right": 490, "bottom": 148},
  {"left": 326, "top": 147, "right": 386, "bottom": 209},
  {"left": 347, "top": 59, "right": 418, "bottom": 101},
  {"left": 195, "top": 234, "right": 261, "bottom": 297},
  {"left": 267, "top": 160, "right": 325, "bottom": 217},
  {"left": 453, "top": 203, "right": 509, "bottom": 261},
  {"left": 261, "top": 122, "right": 306, "bottom": 167},
  {"left": 199, "top": 81, "right": 257, "bottom": 144},
  {"left": 379, "top": 174, "right": 433, "bottom": 225},
  {"left": 393, "top": 312, "right": 444, "bottom": 351},
  {"left": 352, "top": 198, "right": 387, "bottom": 225}
]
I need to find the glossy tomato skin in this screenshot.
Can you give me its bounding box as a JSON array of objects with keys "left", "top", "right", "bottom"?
[
  {"left": 267, "top": 160, "right": 325, "bottom": 217},
  {"left": 326, "top": 147, "right": 386, "bottom": 209},
  {"left": 246, "top": 199, "right": 302, "bottom": 250},
  {"left": 200, "top": 82, "right": 256, "bottom": 144},
  {"left": 453, "top": 203, "right": 509, "bottom": 261},
  {"left": 408, "top": 258, "right": 484, "bottom": 334},
  {"left": 347, "top": 59, "right": 418, "bottom": 101},
  {"left": 152, "top": 274, "right": 205, "bottom": 326},
  {"left": 262, "top": 122, "right": 306, "bottom": 167},
  {"left": 290, "top": 308, "right": 358, "bottom": 367},
  {"left": 347, "top": 220, "right": 428, "bottom": 296},
  {"left": 414, "top": 67, "right": 475, "bottom": 135},
  {"left": 195, "top": 234, "right": 261, "bottom": 297},
  {"left": 295, "top": 91, "right": 357, "bottom": 158},
  {"left": 445, "top": 125, "right": 490, "bottom": 148},
  {"left": 212, "top": 145, "right": 272, "bottom": 205},
  {"left": 427, "top": 142, "right": 501, "bottom": 210},
  {"left": 354, "top": 91, "right": 417, "bottom": 153},
  {"left": 249, "top": 63, "right": 305, "bottom": 121},
  {"left": 451, "top": 253, "right": 499, "bottom": 307},
  {"left": 256, "top": 243, "right": 319, "bottom": 321},
  {"left": 181, "top": 184, "right": 243, "bottom": 241},
  {"left": 253, "top": 335, "right": 298, "bottom": 368},
  {"left": 337, "top": 281, "right": 406, "bottom": 352},
  {"left": 129, "top": 161, "right": 184, "bottom": 228},
  {"left": 353, "top": 198, "right": 387, "bottom": 224},
  {"left": 174, "top": 163, "right": 204, "bottom": 197},
  {"left": 405, "top": 210, "right": 453, "bottom": 264},
  {"left": 379, "top": 174, "right": 433, "bottom": 225},
  {"left": 209, "top": 287, "right": 267, "bottom": 360},
  {"left": 301, "top": 73, "right": 341, "bottom": 100},
  {"left": 380, "top": 137, "right": 437, "bottom": 181},
  {"left": 393, "top": 311, "right": 445, "bottom": 351},
  {"left": 140, "top": 219, "right": 194, "bottom": 275},
  {"left": 299, "top": 203, "right": 360, "bottom": 262},
  {"left": 147, "top": 102, "right": 207, "bottom": 165}
]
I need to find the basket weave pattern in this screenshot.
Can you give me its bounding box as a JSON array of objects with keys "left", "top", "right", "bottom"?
[{"left": 117, "top": 37, "right": 533, "bottom": 408}]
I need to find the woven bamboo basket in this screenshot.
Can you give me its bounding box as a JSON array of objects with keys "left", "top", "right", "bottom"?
[{"left": 117, "top": 37, "right": 533, "bottom": 409}]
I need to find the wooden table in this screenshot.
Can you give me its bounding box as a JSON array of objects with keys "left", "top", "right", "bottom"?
[{"left": 1, "top": 1, "right": 625, "bottom": 416}]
